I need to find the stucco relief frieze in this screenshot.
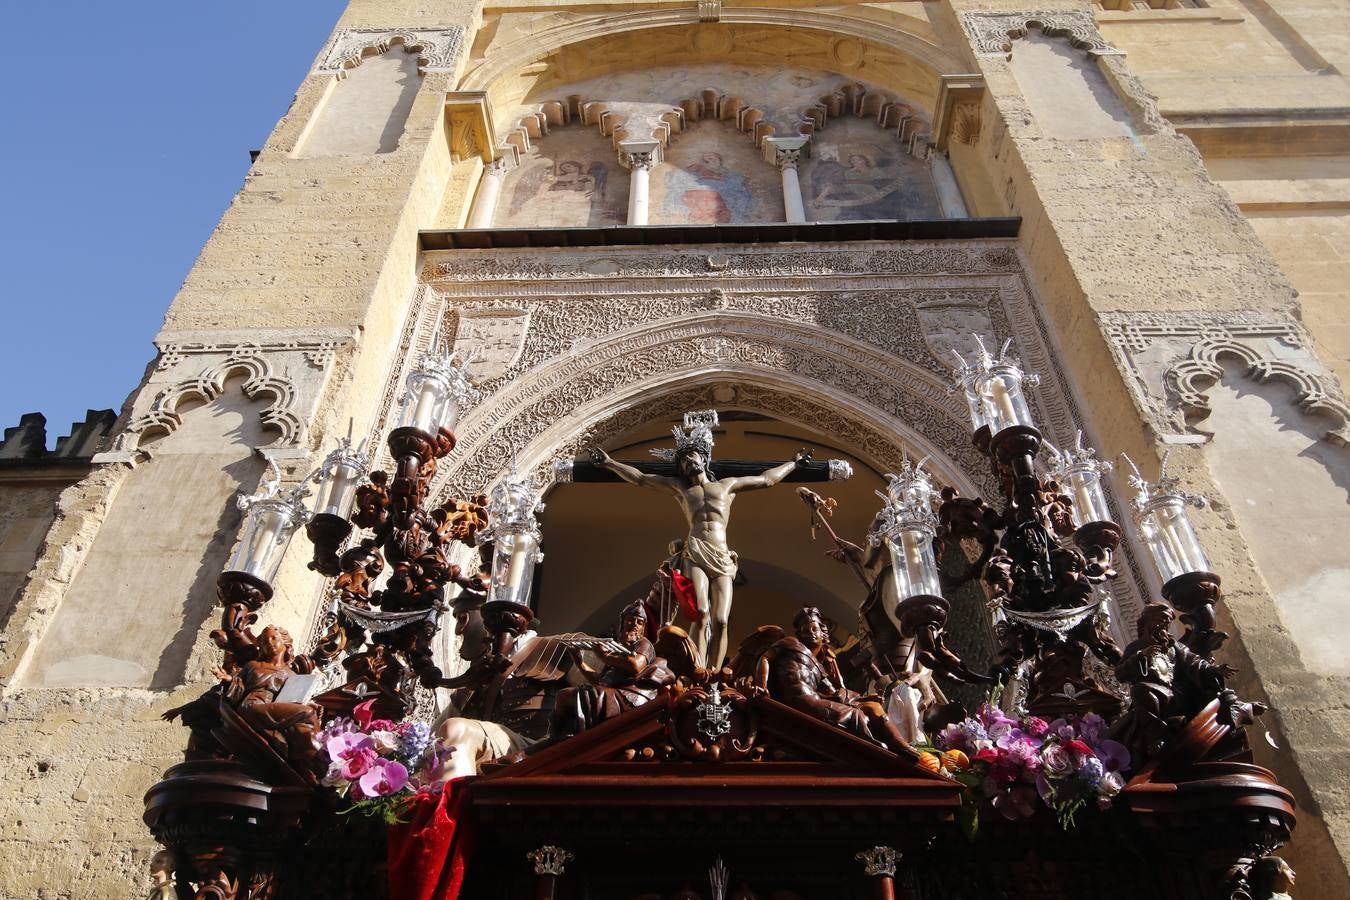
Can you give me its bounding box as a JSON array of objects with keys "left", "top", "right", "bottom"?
[
  {"left": 960, "top": 11, "right": 1124, "bottom": 58},
  {"left": 447, "top": 290, "right": 1000, "bottom": 394},
  {"left": 1101, "top": 311, "right": 1350, "bottom": 446},
  {"left": 421, "top": 244, "right": 1022, "bottom": 283},
  {"left": 314, "top": 26, "right": 466, "bottom": 76},
  {"left": 116, "top": 329, "right": 356, "bottom": 452}
]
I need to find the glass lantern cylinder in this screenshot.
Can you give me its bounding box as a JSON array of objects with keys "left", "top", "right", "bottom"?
[
  {"left": 1136, "top": 495, "right": 1210, "bottom": 583},
  {"left": 875, "top": 459, "right": 944, "bottom": 605},
  {"left": 312, "top": 442, "right": 368, "bottom": 518},
  {"left": 888, "top": 524, "right": 943, "bottom": 603},
  {"left": 1046, "top": 433, "right": 1114, "bottom": 529},
  {"left": 397, "top": 347, "right": 480, "bottom": 437},
  {"left": 227, "top": 491, "right": 308, "bottom": 583},
  {"left": 487, "top": 530, "right": 541, "bottom": 609},
  {"left": 481, "top": 471, "right": 545, "bottom": 611},
  {"left": 976, "top": 364, "right": 1035, "bottom": 436},
  {"left": 399, "top": 367, "right": 453, "bottom": 435},
  {"left": 1125, "top": 455, "right": 1212, "bottom": 584},
  {"left": 953, "top": 365, "right": 991, "bottom": 433},
  {"left": 950, "top": 337, "right": 1039, "bottom": 436}
]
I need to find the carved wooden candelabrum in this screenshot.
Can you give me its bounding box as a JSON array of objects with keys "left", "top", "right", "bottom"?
[
  {"left": 934, "top": 338, "right": 1125, "bottom": 718},
  {"left": 148, "top": 344, "right": 497, "bottom": 899}
]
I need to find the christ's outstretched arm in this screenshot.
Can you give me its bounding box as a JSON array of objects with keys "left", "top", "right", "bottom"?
[
  {"left": 726, "top": 448, "right": 812, "bottom": 493},
  {"left": 588, "top": 447, "right": 681, "bottom": 493}
]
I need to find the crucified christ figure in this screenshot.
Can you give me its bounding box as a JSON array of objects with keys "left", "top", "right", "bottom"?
[{"left": 590, "top": 427, "right": 808, "bottom": 669}]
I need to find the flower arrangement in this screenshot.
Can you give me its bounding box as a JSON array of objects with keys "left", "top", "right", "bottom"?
[
  {"left": 920, "top": 703, "right": 1130, "bottom": 832},
  {"left": 315, "top": 699, "right": 452, "bottom": 823}
]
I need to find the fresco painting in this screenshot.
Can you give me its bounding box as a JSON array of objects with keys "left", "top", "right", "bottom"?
[
  {"left": 801, "top": 118, "right": 942, "bottom": 221},
  {"left": 651, "top": 121, "right": 780, "bottom": 225},
  {"left": 495, "top": 127, "right": 627, "bottom": 227}
]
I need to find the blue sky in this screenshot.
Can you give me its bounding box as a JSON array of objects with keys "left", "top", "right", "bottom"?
[{"left": 0, "top": 2, "right": 340, "bottom": 446}]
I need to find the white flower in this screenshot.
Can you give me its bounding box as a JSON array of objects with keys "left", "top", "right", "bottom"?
[{"left": 370, "top": 730, "right": 400, "bottom": 753}]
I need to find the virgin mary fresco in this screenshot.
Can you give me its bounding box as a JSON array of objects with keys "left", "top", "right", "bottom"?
[{"left": 659, "top": 151, "right": 753, "bottom": 224}]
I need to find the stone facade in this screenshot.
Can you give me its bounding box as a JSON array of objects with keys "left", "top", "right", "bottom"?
[{"left": 2, "top": 0, "right": 1350, "bottom": 896}]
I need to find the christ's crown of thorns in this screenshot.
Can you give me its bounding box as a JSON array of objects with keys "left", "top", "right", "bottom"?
[{"left": 650, "top": 409, "right": 719, "bottom": 462}]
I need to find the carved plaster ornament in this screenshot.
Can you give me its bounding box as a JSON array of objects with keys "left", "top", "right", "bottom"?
[
  {"left": 314, "top": 27, "right": 467, "bottom": 75},
  {"left": 960, "top": 11, "right": 1124, "bottom": 58},
  {"left": 1100, "top": 312, "right": 1350, "bottom": 446}
]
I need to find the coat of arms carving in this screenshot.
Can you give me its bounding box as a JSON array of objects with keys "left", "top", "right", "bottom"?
[
  {"left": 915, "top": 296, "right": 997, "bottom": 367},
  {"left": 452, "top": 305, "right": 531, "bottom": 380}
]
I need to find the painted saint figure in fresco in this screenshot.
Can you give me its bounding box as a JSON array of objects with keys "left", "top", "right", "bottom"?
[
  {"left": 505, "top": 156, "right": 620, "bottom": 226},
  {"left": 661, "top": 151, "right": 753, "bottom": 224},
  {"left": 810, "top": 150, "right": 902, "bottom": 220}
]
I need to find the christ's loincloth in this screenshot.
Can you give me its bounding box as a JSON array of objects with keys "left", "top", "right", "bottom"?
[{"left": 683, "top": 535, "right": 739, "bottom": 580}]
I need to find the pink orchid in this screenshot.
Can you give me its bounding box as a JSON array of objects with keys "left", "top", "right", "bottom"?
[
  {"left": 325, "top": 730, "right": 373, "bottom": 764},
  {"left": 358, "top": 758, "right": 409, "bottom": 798}
]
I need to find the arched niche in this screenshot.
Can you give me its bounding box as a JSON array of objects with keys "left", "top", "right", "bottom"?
[
  {"left": 23, "top": 378, "right": 275, "bottom": 689},
  {"left": 298, "top": 44, "right": 421, "bottom": 157},
  {"left": 653, "top": 119, "right": 782, "bottom": 224}
]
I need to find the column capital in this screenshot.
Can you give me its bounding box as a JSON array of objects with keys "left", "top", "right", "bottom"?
[
  {"left": 485, "top": 153, "right": 518, "bottom": 177},
  {"left": 528, "top": 845, "right": 574, "bottom": 876},
  {"left": 618, "top": 139, "right": 661, "bottom": 171},
  {"left": 855, "top": 846, "right": 899, "bottom": 877},
  {"left": 763, "top": 135, "right": 809, "bottom": 171}
]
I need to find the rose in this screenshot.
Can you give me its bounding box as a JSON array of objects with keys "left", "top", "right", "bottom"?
[
  {"left": 1023, "top": 716, "right": 1050, "bottom": 737},
  {"left": 339, "top": 746, "right": 378, "bottom": 781},
  {"left": 1040, "top": 743, "right": 1075, "bottom": 780},
  {"left": 370, "top": 730, "right": 400, "bottom": 754}
]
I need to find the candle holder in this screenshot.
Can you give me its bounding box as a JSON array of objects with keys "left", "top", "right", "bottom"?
[
  {"left": 481, "top": 470, "right": 545, "bottom": 620},
  {"left": 394, "top": 343, "right": 480, "bottom": 442},
  {"left": 1045, "top": 430, "right": 1121, "bottom": 559},
  {"left": 951, "top": 337, "right": 1041, "bottom": 462},
  {"left": 305, "top": 438, "right": 370, "bottom": 576},
  {"left": 223, "top": 458, "right": 312, "bottom": 592},
  {"left": 1123, "top": 452, "right": 1225, "bottom": 655},
  {"left": 872, "top": 456, "right": 944, "bottom": 611}
]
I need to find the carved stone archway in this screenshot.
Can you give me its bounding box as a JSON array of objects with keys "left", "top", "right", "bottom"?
[{"left": 433, "top": 311, "right": 992, "bottom": 500}]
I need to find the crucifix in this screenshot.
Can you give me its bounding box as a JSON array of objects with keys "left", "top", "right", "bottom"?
[{"left": 576, "top": 410, "right": 854, "bottom": 669}]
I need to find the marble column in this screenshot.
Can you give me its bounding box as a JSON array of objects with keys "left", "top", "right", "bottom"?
[
  {"left": 930, "top": 151, "right": 969, "bottom": 218},
  {"left": 764, "top": 136, "right": 810, "bottom": 223},
  {"left": 468, "top": 156, "right": 513, "bottom": 228},
  {"left": 619, "top": 139, "right": 661, "bottom": 226}
]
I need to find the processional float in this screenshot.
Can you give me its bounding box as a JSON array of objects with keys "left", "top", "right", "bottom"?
[{"left": 143, "top": 335, "right": 1297, "bottom": 900}]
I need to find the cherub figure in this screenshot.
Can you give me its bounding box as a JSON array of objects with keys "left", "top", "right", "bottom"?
[{"left": 221, "top": 625, "right": 324, "bottom": 776}]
